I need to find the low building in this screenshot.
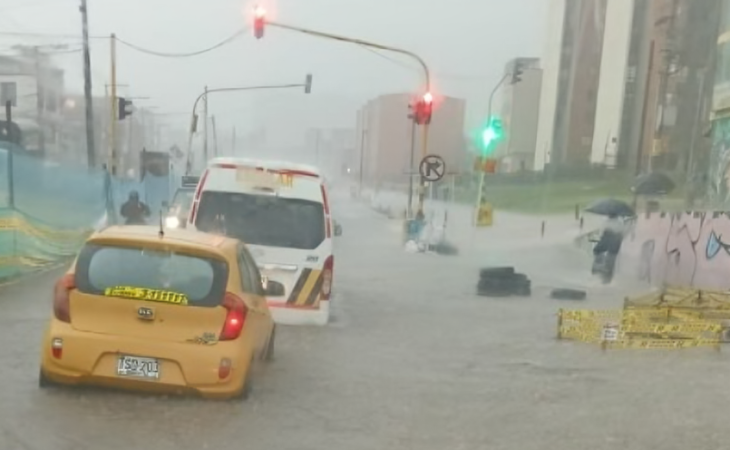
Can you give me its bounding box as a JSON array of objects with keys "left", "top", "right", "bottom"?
[
  {"left": 0, "top": 53, "right": 65, "bottom": 158},
  {"left": 355, "top": 93, "right": 467, "bottom": 189}
]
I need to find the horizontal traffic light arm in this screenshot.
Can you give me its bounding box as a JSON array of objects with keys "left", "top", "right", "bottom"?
[{"left": 265, "top": 20, "right": 431, "bottom": 94}]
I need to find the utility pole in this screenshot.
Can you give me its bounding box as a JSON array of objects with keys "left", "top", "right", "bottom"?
[
  {"left": 634, "top": 40, "right": 656, "bottom": 209},
  {"left": 231, "top": 126, "right": 236, "bottom": 155},
  {"left": 203, "top": 86, "right": 208, "bottom": 162},
  {"left": 652, "top": 0, "right": 679, "bottom": 170},
  {"left": 33, "top": 46, "right": 45, "bottom": 155},
  {"left": 211, "top": 115, "right": 218, "bottom": 157},
  {"left": 358, "top": 121, "right": 367, "bottom": 198},
  {"left": 109, "top": 33, "right": 117, "bottom": 175},
  {"left": 314, "top": 129, "right": 320, "bottom": 166},
  {"left": 79, "top": 0, "right": 96, "bottom": 167},
  {"left": 407, "top": 111, "right": 416, "bottom": 217}
]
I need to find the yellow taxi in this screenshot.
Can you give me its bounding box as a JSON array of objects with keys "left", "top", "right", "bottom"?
[{"left": 39, "top": 225, "right": 281, "bottom": 399}]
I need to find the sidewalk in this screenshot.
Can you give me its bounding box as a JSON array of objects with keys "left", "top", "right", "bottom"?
[{"left": 364, "top": 189, "right": 604, "bottom": 249}]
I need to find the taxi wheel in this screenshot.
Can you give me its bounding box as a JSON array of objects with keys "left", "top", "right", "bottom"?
[
  {"left": 263, "top": 325, "right": 276, "bottom": 362},
  {"left": 235, "top": 367, "right": 253, "bottom": 400},
  {"left": 38, "top": 370, "right": 55, "bottom": 388}
]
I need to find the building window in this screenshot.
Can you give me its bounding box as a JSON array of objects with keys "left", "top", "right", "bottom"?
[{"left": 0, "top": 82, "right": 17, "bottom": 107}]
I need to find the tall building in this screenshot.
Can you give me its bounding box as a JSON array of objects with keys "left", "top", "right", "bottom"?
[
  {"left": 708, "top": 0, "right": 730, "bottom": 204},
  {"left": 592, "top": 0, "right": 645, "bottom": 171},
  {"left": 495, "top": 57, "right": 541, "bottom": 172},
  {"left": 634, "top": 0, "right": 719, "bottom": 173},
  {"left": 542, "top": 0, "right": 719, "bottom": 176},
  {"left": 355, "top": 93, "right": 466, "bottom": 188},
  {"left": 534, "top": 0, "right": 607, "bottom": 170}
]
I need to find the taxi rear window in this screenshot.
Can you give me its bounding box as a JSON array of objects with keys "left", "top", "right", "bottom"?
[{"left": 74, "top": 244, "right": 228, "bottom": 307}]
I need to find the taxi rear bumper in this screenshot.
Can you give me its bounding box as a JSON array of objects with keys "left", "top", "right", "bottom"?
[{"left": 40, "top": 320, "right": 254, "bottom": 399}]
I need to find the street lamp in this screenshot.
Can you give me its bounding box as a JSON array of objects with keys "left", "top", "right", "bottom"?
[{"left": 184, "top": 74, "right": 314, "bottom": 174}]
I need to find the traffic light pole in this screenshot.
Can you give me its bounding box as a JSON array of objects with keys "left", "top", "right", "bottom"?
[
  {"left": 265, "top": 20, "right": 432, "bottom": 214},
  {"left": 474, "top": 74, "right": 509, "bottom": 226},
  {"left": 109, "top": 33, "right": 117, "bottom": 176},
  {"left": 184, "top": 81, "right": 311, "bottom": 174}
]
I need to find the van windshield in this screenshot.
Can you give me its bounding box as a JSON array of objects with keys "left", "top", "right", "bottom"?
[{"left": 195, "top": 191, "right": 325, "bottom": 250}]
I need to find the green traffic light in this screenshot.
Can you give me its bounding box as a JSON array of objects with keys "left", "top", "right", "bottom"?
[{"left": 480, "top": 117, "right": 503, "bottom": 154}]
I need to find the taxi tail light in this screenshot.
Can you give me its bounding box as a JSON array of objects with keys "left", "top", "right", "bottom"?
[
  {"left": 53, "top": 274, "right": 75, "bottom": 323},
  {"left": 51, "top": 338, "right": 63, "bottom": 359},
  {"left": 321, "top": 256, "right": 334, "bottom": 301},
  {"left": 220, "top": 292, "right": 248, "bottom": 341}
]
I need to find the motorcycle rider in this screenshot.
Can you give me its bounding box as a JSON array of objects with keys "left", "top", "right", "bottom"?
[
  {"left": 592, "top": 213, "right": 625, "bottom": 283},
  {"left": 120, "top": 190, "right": 150, "bottom": 225}
]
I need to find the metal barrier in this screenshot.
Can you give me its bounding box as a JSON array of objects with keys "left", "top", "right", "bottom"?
[{"left": 557, "top": 287, "right": 730, "bottom": 350}]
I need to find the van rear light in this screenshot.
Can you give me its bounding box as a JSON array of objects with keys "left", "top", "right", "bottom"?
[
  {"left": 53, "top": 274, "right": 74, "bottom": 323},
  {"left": 220, "top": 293, "right": 248, "bottom": 341},
  {"left": 189, "top": 169, "right": 209, "bottom": 224},
  {"left": 321, "top": 256, "right": 334, "bottom": 300},
  {"left": 320, "top": 185, "right": 330, "bottom": 215},
  {"left": 51, "top": 338, "right": 63, "bottom": 359},
  {"left": 194, "top": 169, "right": 209, "bottom": 200}
]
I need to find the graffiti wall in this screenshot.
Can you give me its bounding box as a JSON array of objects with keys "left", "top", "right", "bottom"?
[{"left": 622, "top": 211, "right": 730, "bottom": 289}]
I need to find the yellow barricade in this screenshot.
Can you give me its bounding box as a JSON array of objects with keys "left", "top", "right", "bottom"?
[{"left": 557, "top": 307, "right": 724, "bottom": 350}]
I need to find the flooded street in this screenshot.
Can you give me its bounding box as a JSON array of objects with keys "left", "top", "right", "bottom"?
[{"left": 1, "top": 193, "right": 729, "bottom": 450}]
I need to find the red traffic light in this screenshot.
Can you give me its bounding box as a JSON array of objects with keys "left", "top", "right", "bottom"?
[
  {"left": 420, "top": 92, "right": 433, "bottom": 125},
  {"left": 253, "top": 5, "right": 266, "bottom": 39}
]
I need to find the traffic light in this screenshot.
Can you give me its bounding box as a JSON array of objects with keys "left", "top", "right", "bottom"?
[
  {"left": 421, "top": 92, "right": 433, "bottom": 124},
  {"left": 412, "top": 92, "right": 433, "bottom": 125},
  {"left": 253, "top": 5, "right": 266, "bottom": 39},
  {"left": 511, "top": 61, "right": 524, "bottom": 84},
  {"left": 117, "top": 97, "right": 133, "bottom": 121},
  {"left": 480, "top": 116, "right": 503, "bottom": 154}
]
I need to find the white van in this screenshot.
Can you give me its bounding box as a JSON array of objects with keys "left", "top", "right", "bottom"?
[{"left": 188, "top": 157, "right": 334, "bottom": 326}]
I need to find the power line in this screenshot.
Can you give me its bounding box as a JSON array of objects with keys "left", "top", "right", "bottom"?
[
  {"left": 114, "top": 27, "right": 249, "bottom": 58},
  {"left": 0, "top": 31, "right": 98, "bottom": 39}
]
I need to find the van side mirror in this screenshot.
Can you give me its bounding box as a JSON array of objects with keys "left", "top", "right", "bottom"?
[
  {"left": 161, "top": 200, "right": 169, "bottom": 209},
  {"left": 265, "top": 280, "right": 285, "bottom": 297}
]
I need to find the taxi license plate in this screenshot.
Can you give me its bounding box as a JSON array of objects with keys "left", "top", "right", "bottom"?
[{"left": 116, "top": 355, "right": 160, "bottom": 379}]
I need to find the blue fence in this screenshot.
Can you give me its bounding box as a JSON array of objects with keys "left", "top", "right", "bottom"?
[{"left": 0, "top": 148, "right": 172, "bottom": 282}]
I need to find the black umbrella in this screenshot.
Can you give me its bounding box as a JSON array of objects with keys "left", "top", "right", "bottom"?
[
  {"left": 632, "top": 172, "right": 675, "bottom": 196},
  {"left": 584, "top": 198, "right": 635, "bottom": 217}
]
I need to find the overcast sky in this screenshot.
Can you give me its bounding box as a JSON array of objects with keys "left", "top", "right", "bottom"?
[{"left": 0, "top": 0, "right": 547, "bottom": 149}]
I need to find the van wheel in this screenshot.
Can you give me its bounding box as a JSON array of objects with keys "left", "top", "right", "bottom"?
[{"left": 264, "top": 325, "right": 276, "bottom": 362}]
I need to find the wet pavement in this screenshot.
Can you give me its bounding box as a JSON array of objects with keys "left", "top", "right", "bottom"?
[{"left": 1, "top": 191, "right": 729, "bottom": 449}]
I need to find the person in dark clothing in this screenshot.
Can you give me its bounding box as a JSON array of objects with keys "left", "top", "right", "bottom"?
[
  {"left": 120, "top": 190, "right": 150, "bottom": 225},
  {"left": 592, "top": 213, "right": 625, "bottom": 283}
]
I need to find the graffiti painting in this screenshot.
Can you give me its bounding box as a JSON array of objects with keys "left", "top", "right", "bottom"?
[
  {"left": 638, "top": 239, "right": 655, "bottom": 283},
  {"left": 626, "top": 211, "right": 730, "bottom": 290}
]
